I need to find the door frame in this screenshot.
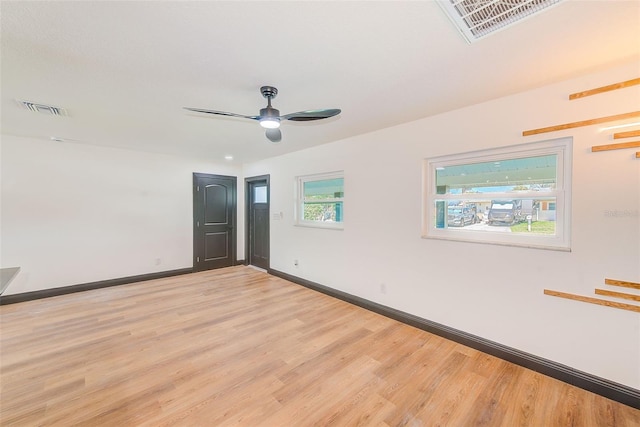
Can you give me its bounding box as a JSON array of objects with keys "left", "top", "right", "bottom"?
[
  {"left": 193, "top": 172, "right": 237, "bottom": 271},
  {"left": 245, "top": 174, "right": 270, "bottom": 269}
]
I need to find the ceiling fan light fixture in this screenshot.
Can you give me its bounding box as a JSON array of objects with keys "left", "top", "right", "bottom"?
[{"left": 259, "top": 118, "right": 280, "bottom": 129}]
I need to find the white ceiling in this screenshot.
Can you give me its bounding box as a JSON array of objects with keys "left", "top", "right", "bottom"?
[{"left": 2, "top": 1, "right": 639, "bottom": 164}]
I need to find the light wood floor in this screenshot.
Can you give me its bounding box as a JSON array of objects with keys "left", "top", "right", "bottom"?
[{"left": 1, "top": 266, "right": 638, "bottom": 426}]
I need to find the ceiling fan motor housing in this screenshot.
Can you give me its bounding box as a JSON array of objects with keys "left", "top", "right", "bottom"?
[{"left": 260, "top": 106, "right": 280, "bottom": 119}]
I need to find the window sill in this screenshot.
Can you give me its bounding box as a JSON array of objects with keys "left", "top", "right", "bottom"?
[
  {"left": 294, "top": 222, "right": 344, "bottom": 231},
  {"left": 421, "top": 233, "right": 570, "bottom": 252}
]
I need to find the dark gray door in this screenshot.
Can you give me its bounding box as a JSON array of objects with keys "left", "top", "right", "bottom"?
[
  {"left": 193, "top": 173, "right": 237, "bottom": 271},
  {"left": 246, "top": 175, "right": 270, "bottom": 270}
]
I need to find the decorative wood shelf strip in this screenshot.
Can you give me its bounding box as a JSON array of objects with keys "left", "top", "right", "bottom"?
[
  {"left": 544, "top": 289, "right": 640, "bottom": 313},
  {"left": 569, "top": 78, "right": 640, "bottom": 100},
  {"left": 522, "top": 111, "right": 640, "bottom": 136},
  {"left": 604, "top": 278, "right": 640, "bottom": 290},
  {"left": 613, "top": 129, "right": 640, "bottom": 139},
  {"left": 591, "top": 140, "right": 640, "bottom": 152},
  {"left": 595, "top": 289, "right": 640, "bottom": 302}
]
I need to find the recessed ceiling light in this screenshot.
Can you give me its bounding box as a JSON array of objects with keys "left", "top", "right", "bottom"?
[
  {"left": 224, "top": 155, "right": 234, "bottom": 161},
  {"left": 50, "top": 136, "right": 65, "bottom": 142}
]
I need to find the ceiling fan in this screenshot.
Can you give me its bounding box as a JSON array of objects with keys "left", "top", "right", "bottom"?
[{"left": 184, "top": 86, "right": 341, "bottom": 143}]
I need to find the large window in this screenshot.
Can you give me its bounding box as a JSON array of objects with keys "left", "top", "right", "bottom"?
[
  {"left": 423, "top": 138, "right": 572, "bottom": 250},
  {"left": 296, "top": 171, "right": 344, "bottom": 229}
]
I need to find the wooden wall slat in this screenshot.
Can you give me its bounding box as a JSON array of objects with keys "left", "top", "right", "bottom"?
[
  {"left": 595, "top": 289, "right": 640, "bottom": 303},
  {"left": 605, "top": 278, "right": 640, "bottom": 290},
  {"left": 522, "top": 111, "right": 640, "bottom": 136},
  {"left": 568, "top": 78, "right": 640, "bottom": 100},
  {"left": 544, "top": 289, "right": 640, "bottom": 313},
  {"left": 591, "top": 140, "right": 640, "bottom": 152},
  {"left": 613, "top": 129, "right": 640, "bottom": 139}
]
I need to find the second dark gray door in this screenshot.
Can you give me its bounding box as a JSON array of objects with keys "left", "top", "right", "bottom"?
[{"left": 246, "top": 175, "right": 269, "bottom": 270}]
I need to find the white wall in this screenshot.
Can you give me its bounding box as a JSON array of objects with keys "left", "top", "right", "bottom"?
[
  {"left": 243, "top": 61, "right": 640, "bottom": 388},
  {"left": 1, "top": 136, "right": 243, "bottom": 295}
]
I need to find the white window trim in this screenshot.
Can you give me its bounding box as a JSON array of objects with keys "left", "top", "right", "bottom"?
[
  {"left": 422, "top": 138, "right": 572, "bottom": 251},
  {"left": 295, "top": 171, "right": 345, "bottom": 230}
]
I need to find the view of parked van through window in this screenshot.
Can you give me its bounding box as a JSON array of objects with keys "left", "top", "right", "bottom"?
[{"left": 434, "top": 154, "right": 557, "bottom": 235}]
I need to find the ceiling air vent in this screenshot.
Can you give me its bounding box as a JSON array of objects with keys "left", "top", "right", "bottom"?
[
  {"left": 437, "top": 0, "right": 563, "bottom": 43},
  {"left": 18, "top": 100, "right": 67, "bottom": 116}
]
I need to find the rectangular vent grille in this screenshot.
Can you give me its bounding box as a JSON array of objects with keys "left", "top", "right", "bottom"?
[
  {"left": 18, "top": 100, "right": 67, "bottom": 116},
  {"left": 438, "top": 0, "right": 563, "bottom": 43}
]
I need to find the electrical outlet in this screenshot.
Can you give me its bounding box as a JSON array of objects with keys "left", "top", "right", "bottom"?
[
  {"left": 380, "top": 283, "right": 387, "bottom": 294},
  {"left": 155, "top": 258, "right": 161, "bottom": 266}
]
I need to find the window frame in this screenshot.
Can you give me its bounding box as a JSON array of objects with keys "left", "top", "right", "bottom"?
[
  {"left": 422, "top": 138, "right": 572, "bottom": 251},
  {"left": 295, "top": 171, "right": 345, "bottom": 230}
]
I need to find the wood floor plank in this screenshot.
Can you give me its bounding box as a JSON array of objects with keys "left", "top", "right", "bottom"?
[{"left": 1, "top": 266, "right": 639, "bottom": 426}]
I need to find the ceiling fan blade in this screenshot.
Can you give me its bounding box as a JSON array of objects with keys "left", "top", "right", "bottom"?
[
  {"left": 281, "top": 109, "right": 341, "bottom": 122},
  {"left": 184, "top": 107, "right": 259, "bottom": 120},
  {"left": 265, "top": 128, "right": 282, "bottom": 143}
]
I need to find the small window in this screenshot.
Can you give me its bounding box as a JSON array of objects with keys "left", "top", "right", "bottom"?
[
  {"left": 423, "top": 138, "right": 572, "bottom": 251},
  {"left": 253, "top": 186, "right": 267, "bottom": 204},
  {"left": 296, "top": 172, "right": 344, "bottom": 229}
]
